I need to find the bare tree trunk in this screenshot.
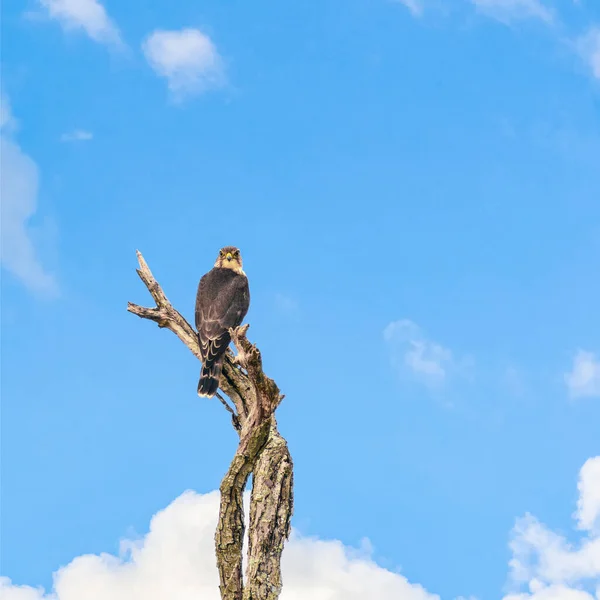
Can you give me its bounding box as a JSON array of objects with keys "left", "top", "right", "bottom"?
[
  {"left": 127, "top": 251, "right": 293, "bottom": 600},
  {"left": 244, "top": 422, "right": 293, "bottom": 600}
]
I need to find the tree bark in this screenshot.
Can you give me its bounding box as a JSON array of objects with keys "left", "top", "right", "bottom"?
[
  {"left": 244, "top": 421, "right": 293, "bottom": 600},
  {"left": 127, "top": 251, "right": 293, "bottom": 600}
]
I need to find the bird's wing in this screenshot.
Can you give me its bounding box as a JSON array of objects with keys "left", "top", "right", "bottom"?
[
  {"left": 195, "top": 272, "right": 249, "bottom": 366},
  {"left": 219, "top": 276, "right": 250, "bottom": 330},
  {"left": 197, "top": 303, "right": 230, "bottom": 367},
  {"left": 195, "top": 272, "right": 211, "bottom": 332}
]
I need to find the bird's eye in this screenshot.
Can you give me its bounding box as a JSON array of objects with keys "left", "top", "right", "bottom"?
[{"left": 234, "top": 250, "right": 240, "bottom": 257}]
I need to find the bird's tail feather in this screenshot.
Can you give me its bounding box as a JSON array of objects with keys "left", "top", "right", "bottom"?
[{"left": 197, "top": 359, "right": 223, "bottom": 398}]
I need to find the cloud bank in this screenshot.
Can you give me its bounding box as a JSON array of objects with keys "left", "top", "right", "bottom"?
[
  {"left": 0, "top": 491, "right": 437, "bottom": 600},
  {"left": 2, "top": 456, "right": 599, "bottom": 599}
]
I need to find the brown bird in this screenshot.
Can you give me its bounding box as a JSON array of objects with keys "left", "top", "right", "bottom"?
[{"left": 194, "top": 246, "right": 250, "bottom": 397}]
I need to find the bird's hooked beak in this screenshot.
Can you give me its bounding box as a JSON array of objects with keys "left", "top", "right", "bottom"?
[{"left": 226, "top": 252, "right": 233, "bottom": 261}]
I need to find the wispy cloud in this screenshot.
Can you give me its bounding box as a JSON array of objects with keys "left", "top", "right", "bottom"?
[
  {"left": 38, "top": 0, "right": 123, "bottom": 47},
  {"left": 565, "top": 350, "right": 600, "bottom": 399},
  {"left": 60, "top": 129, "right": 93, "bottom": 142},
  {"left": 0, "top": 95, "right": 13, "bottom": 130},
  {"left": 394, "top": 0, "right": 424, "bottom": 17},
  {"left": 0, "top": 94, "right": 59, "bottom": 297},
  {"left": 467, "top": 4, "right": 600, "bottom": 85},
  {"left": 396, "top": 0, "right": 599, "bottom": 87},
  {"left": 142, "top": 29, "right": 225, "bottom": 101},
  {"left": 577, "top": 27, "right": 600, "bottom": 80},
  {"left": 383, "top": 319, "right": 472, "bottom": 387},
  {"left": 470, "top": 0, "right": 554, "bottom": 24}
]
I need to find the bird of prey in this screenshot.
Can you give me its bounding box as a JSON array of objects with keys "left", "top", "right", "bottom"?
[{"left": 195, "top": 246, "right": 250, "bottom": 397}]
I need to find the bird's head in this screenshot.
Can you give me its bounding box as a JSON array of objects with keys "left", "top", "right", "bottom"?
[{"left": 215, "top": 246, "right": 244, "bottom": 273}]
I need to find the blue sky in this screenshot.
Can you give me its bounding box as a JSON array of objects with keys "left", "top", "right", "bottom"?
[{"left": 1, "top": 0, "right": 600, "bottom": 598}]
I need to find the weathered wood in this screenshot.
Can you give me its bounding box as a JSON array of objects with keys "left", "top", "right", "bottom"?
[
  {"left": 127, "top": 251, "right": 293, "bottom": 600},
  {"left": 244, "top": 421, "right": 293, "bottom": 600}
]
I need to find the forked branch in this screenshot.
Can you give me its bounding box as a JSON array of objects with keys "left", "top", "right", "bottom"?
[{"left": 127, "top": 251, "right": 293, "bottom": 600}]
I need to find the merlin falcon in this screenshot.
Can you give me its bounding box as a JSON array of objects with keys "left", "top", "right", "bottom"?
[{"left": 195, "top": 246, "right": 250, "bottom": 397}]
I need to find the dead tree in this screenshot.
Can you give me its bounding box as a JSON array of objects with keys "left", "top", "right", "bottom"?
[{"left": 127, "top": 251, "right": 294, "bottom": 600}]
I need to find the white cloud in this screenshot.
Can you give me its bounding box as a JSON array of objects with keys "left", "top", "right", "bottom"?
[
  {"left": 383, "top": 319, "right": 469, "bottom": 387},
  {"left": 0, "top": 490, "right": 438, "bottom": 600},
  {"left": 577, "top": 28, "right": 600, "bottom": 80},
  {"left": 503, "top": 456, "right": 600, "bottom": 600},
  {"left": 470, "top": 0, "right": 554, "bottom": 24},
  {"left": 565, "top": 350, "right": 600, "bottom": 399},
  {"left": 576, "top": 457, "right": 600, "bottom": 534},
  {"left": 0, "top": 94, "right": 59, "bottom": 296},
  {"left": 2, "top": 457, "right": 600, "bottom": 600},
  {"left": 394, "top": 0, "right": 423, "bottom": 17},
  {"left": 38, "top": 0, "right": 123, "bottom": 47},
  {"left": 60, "top": 129, "right": 93, "bottom": 142},
  {"left": 142, "top": 29, "right": 225, "bottom": 100}
]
